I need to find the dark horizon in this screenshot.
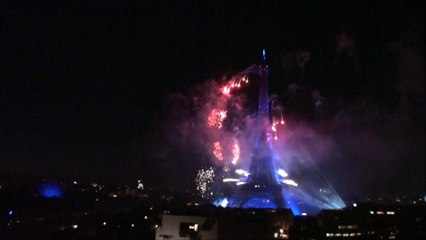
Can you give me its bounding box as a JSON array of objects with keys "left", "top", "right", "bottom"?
[{"left": 1, "top": 2, "right": 424, "bottom": 199}]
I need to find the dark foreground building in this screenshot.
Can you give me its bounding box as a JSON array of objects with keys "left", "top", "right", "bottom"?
[
  {"left": 155, "top": 203, "right": 425, "bottom": 240},
  {"left": 155, "top": 207, "right": 293, "bottom": 240}
]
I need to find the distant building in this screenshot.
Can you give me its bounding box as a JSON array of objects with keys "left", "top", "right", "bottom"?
[{"left": 317, "top": 204, "right": 408, "bottom": 239}]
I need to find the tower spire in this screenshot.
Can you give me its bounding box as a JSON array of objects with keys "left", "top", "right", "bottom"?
[
  {"left": 255, "top": 49, "right": 272, "bottom": 150},
  {"left": 234, "top": 50, "right": 285, "bottom": 209}
]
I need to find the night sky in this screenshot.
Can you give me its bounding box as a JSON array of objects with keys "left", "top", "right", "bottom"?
[{"left": 1, "top": 2, "right": 424, "bottom": 196}]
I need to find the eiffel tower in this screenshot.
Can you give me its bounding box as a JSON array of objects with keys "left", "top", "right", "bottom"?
[{"left": 234, "top": 50, "right": 285, "bottom": 208}]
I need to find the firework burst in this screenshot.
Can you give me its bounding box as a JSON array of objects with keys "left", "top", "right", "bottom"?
[
  {"left": 231, "top": 142, "right": 240, "bottom": 165},
  {"left": 195, "top": 167, "right": 215, "bottom": 198},
  {"left": 271, "top": 98, "right": 286, "bottom": 140},
  {"left": 212, "top": 141, "right": 224, "bottom": 161},
  {"left": 220, "top": 64, "right": 258, "bottom": 95},
  {"left": 207, "top": 109, "right": 227, "bottom": 129}
]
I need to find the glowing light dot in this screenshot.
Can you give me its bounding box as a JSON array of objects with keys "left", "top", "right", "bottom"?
[
  {"left": 137, "top": 179, "right": 144, "bottom": 190},
  {"left": 221, "top": 86, "right": 231, "bottom": 95}
]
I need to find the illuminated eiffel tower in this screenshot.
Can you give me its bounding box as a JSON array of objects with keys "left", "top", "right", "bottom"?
[{"left": 234, "top": 50, "right": 285, "bottom": 208}]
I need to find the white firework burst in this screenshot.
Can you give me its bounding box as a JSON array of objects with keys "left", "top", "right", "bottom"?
[{"left": 195, "top": 167, "right": 215, "bottom": 198}]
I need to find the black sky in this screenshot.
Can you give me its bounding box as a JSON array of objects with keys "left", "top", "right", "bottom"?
[{"left": 1, "top": 1, "right": 424, "bottom": 191}]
